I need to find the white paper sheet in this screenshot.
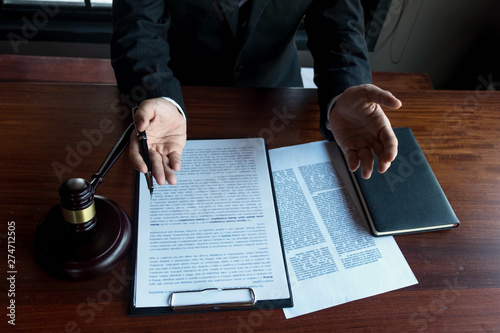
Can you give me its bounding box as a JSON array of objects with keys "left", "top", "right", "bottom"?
[
  {"left": 269, "top": 141, "right": 418, "bottom": 319},
  {"left": 134, "top": 138, "right": 290, "bottom": 309}
]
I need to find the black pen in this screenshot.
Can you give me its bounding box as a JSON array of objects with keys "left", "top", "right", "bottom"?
[{"left": 133, "top": 107, "right": 154, "bottom": 195}]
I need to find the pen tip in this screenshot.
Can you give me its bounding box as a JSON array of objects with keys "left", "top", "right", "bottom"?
[{"left": 145, "top": 172, "right": 154, "bottom": 196}]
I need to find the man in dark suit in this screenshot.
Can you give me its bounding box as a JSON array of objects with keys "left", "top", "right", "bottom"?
[{"left": 110, "top": 0, "right": 402, "bottom": 185}]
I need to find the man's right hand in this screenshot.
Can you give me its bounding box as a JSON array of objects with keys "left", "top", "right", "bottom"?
[{"left": 130, "top": 98, "right": 187, "bottom": 185}]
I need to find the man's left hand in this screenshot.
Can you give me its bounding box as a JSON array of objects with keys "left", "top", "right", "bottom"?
[{"left": 329, "top": 84, "right": 402, "bottom": 179}]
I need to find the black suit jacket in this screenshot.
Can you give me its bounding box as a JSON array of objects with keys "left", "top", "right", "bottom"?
[{"left": 110, "top": 0, "right": 371, "bottom": 139}]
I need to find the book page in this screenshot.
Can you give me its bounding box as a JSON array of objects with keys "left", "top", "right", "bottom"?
[
  {"left": 134, "top": 138, "right": 290, "bottom": 309},
  {"left": 268, "top": 141, "right": 417, "bottom": 318}
]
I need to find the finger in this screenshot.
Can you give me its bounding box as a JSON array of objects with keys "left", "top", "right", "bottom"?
[
  {"left": 364, "top": 130, "right": 396, "bottom": 174},
  {"left": 129, "top": 132, "right": 148, "bottom": 173},
  {"left": 377, "top": 159, "right": 392, "bottom": 174},
  {"left": 379, "top": 125, "right": 398, "bottom": 163},
  {"left": 345, "top": 149, "right": 360, "bottom": 173},
  {"left": 133, "top": 100, "right": 158, "bottom": 132},
  {"left": 150, "top": 150, "right": 166, "bottom": 186},
  {"left": 371, "top": 140, "right": 384, "bottom": 161},
  {"left": 358, "top": 147, "right": 374, "bottom": 179},
  {"left": 168, "top": 151, "right": 182, "bottom": 172},
  {"left": 372, "top": 134, "right": 394, "bottom": 174},
  {"left": 163, "top": 155, "right": 178, "bottom": 185}
]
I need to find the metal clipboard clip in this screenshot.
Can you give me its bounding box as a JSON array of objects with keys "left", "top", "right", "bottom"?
[{"left": 168, "top": 287, "right": 256, "bottom": 312}]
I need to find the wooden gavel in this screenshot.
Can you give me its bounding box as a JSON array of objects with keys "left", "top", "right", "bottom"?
[{"left": 34, "top": 124, "right": 135, "bottom": 280}]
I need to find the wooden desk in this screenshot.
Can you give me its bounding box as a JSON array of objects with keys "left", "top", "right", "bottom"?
[{"left": 1, "top": 82, "right": 499, "bottom": 332}]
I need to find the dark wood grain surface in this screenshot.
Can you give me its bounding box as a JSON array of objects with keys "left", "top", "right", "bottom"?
[{"left": 0, "top": 81, "right": 499, "bottom": 332}]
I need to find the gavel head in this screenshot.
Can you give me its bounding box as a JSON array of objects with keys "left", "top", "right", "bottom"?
[{"left": 58, "top": 178, "right": 96, "bottom": 232}]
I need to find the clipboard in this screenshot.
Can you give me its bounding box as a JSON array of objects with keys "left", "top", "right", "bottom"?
[{"left": 128, "top": 138, "right": 293, "bottom": 315}]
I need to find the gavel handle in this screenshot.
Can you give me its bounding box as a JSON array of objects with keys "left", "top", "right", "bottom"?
[{"left": 91, "top": 122, "right": 135, "bottom": 191}]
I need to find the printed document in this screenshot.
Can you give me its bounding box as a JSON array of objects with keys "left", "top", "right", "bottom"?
[
  {"left": 268, "top": 141, "right": 418, "bottom": 319},
  {"left": 133, "top": 138, "right": 291, "bottom": 309}
]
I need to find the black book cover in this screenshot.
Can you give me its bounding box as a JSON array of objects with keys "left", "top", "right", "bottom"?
[{"left": 352, "top": 127, "right": 459, "bottom": 236}]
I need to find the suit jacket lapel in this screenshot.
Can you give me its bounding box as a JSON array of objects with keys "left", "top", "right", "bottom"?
[
  {"left": 216, "top": 0, "right": 239, "bottom": 38},
  {"left": 245, "top": 0, "right": 270, "bottom": 35}
]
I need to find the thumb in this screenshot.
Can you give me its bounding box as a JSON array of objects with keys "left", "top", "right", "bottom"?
[
  {"left": 133, "top": 100, "right": 158, "bottom": 132},
  {"left": 128, "top": 132, "right": 148, "bottom": 173},
  {"left": 365, "top": 84, "right": 402, "bottom": 110}
]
